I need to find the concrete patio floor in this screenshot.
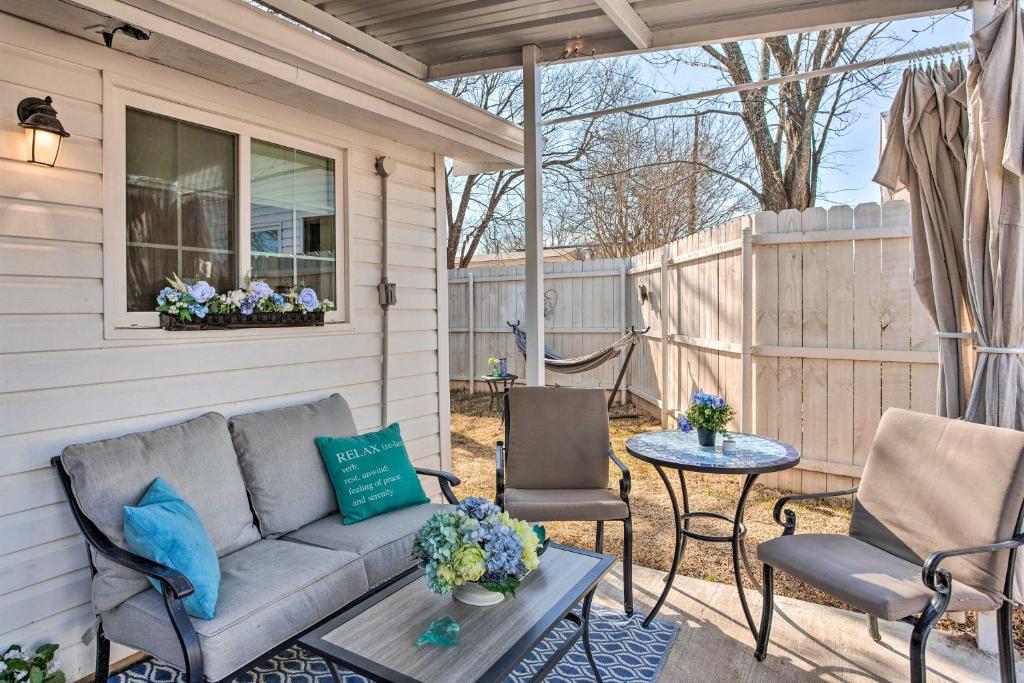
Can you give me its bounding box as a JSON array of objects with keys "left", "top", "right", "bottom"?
[{"left": 593, "top": 562, "right": 1019, "bottom": 682}]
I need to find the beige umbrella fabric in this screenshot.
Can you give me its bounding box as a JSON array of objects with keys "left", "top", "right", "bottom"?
[
  {"left": 874, "top": 60, "right": 969, "bottom": 417},
  {"left": 955, "top": 1, "right": 1024, "bottom": 430}
]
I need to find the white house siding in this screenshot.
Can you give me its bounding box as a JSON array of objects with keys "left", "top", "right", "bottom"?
[{"left": 0, "top": 13, "right": 449, "bottom": 678}]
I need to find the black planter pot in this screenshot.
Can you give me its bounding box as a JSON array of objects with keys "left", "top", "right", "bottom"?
[
  {"left": 696, "top": 427, "right": 717, "bottom": 447},
  {"left": 160, "top": 311, "right": 325, "bottom": 330}
]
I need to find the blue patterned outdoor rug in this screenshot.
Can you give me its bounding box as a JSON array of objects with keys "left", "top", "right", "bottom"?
[{"left": 110, "top": 607, "right": 677, "bottom": 683}]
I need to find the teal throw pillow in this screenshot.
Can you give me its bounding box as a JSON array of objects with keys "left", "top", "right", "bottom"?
[
  {"left": 316, "top": 423, "right": 430, "bottom": 525},
  {"left": 123, "top": 478, "right": 221, "bottom": 619}
]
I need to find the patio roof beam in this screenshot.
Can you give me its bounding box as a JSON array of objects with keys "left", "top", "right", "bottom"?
[
  {"left": 253, "top": 0, "right": 429, "bottom": 78},
  {"left": 424, "top": 0, "right": 960, "bottom": 80},
  {"left": 544, "top": 39, "right": 970, "bottom": 126},
  {"left": 594, "top": 0, "right": 652, "bottom": 49},
  {"left": 522, "top": 43, "right": 545, "bottom": 387}
]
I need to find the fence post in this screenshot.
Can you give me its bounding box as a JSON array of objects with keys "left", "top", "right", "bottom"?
[
  {"left": 740, "top": 220, "right": 753, "bottom": 432},
  {"left": 618, "top": 262, "right": 627, "bottom": 405},
  {"left": 467, "top": 272, "right": 475, "bottom": 394},
  {"left": 660, "top": 250, "right": 669, "bottom": 427}
]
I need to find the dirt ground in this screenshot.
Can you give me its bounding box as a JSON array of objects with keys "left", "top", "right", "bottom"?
[{"left": 448, "top": 389, "right": 1021, "bottom": 650}]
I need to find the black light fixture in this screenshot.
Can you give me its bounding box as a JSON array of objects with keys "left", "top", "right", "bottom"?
[{"left": 17, "top": 96, "right": 70, "bottom": 167}]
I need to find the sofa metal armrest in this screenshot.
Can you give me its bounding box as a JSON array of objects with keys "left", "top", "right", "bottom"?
[
  {"left": 495, "top": 441, "right": 506, "bottom": 509},
  {"left": 921, "top": 535, "right": 1024, "bottom": 593},
  {"left": 50, "top": 456, "right": 195, "bottom": 600},
  {"left": 608, "top": 446, "right": 631, "bottom": 501},
  {"left": 772, "top": 486, "right": 858, "bottom": 536},
  {"left": 414, "top": 467, "right": 461, "bottom": 504}
]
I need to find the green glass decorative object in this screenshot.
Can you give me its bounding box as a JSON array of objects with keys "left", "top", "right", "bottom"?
[
  {"left": 533, "top": 524, "right": 546, "bottom": 545},
  {"left": 416, "top": 615, "right": 460, "bottom": 647}
]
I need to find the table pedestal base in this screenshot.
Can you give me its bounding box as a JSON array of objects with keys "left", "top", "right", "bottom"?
[{"left": 642, "top": 468, "right": 762, "bottom": 641}]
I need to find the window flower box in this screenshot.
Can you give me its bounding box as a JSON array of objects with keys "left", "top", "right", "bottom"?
[{"left": 159, "top": 311, "right": 325, "bottom": 331}]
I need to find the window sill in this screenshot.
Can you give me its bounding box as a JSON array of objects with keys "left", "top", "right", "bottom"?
[{"left": 104, "top": 319, "right": 356, "bottom": 343}]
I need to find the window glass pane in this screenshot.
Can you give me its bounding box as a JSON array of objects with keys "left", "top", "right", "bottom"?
[
  {"left": 125, "top": 108, "right": 237, "bottom": 312},
  {"left": 251, "top": 140, "right": 336, "bottom": 301}
]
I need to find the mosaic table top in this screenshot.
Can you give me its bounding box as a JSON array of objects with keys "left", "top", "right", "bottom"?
[{"left": 624, "top": 430, "right": 800, "bottom": 474}]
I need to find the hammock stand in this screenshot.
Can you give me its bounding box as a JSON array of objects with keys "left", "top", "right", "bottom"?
[{"left": 507, "top": 321, "right": 649, "bottom": 410}]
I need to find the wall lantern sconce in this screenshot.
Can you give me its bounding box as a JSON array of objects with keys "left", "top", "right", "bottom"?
[{"left": 17, "top": 96, "right": 70, "bottom": 167}]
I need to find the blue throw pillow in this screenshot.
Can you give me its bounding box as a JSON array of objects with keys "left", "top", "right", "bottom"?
[{"left": 123, "top": 478, "right": 221, "bottom": 619}]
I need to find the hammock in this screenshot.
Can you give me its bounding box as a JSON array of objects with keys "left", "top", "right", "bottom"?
[{"left": 508, "top": 321, "right": 638, "bottom": 374}]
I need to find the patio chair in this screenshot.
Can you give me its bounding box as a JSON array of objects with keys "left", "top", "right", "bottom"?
[
  {"left": 495, "top": 386, "right": 633, "bottom": 615},
  {"left": 754, "top": 408, "right": 1024, "bottom": 682}
]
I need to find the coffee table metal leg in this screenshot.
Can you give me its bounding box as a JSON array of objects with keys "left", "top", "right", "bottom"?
[
  {"left": 643, "top": 464, "right": 683, "bottom": 628},
  {"left": 582, "top": 589, "right": 603, "bottom": 683},
  {"left": 326, "top": 659, "right": 345, "bottom": 683},
  {"left": 732, "top": 473, "right": 761, "bottom": 640}
]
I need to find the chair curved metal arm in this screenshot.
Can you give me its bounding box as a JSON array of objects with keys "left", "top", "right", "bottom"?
[
  {"left": 772, "top": 486, "right": 859, "bottom": 535},
  {"left": 414, "top": 467, "right": 461, "bottom": 504},
  {"left": 608, "top": 446, "right": 631, "bottom": 501},
  {"left": 921, "top": 535, "right": 1024, "bottom": 593},
  {"left": 495, "top": 441, "right": 506, "bottom": 509}
]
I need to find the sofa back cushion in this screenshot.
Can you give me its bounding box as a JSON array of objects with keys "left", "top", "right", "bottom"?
[
  {"left": 850, "top": 408, "right": 1024, "bottom": 595},
  {"left": 60, "top": 413, "right": 260, "bottom": 611},
  {"left": 229, "top": 394, "right": 357, "bottom": 537}
]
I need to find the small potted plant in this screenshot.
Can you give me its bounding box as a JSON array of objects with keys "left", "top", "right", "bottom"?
[
  {"left": 1, "top": 643, "right": 65, "bottom": 683},
  {"left": 679, "top": 390, "right": 735, "bottom": 447}
]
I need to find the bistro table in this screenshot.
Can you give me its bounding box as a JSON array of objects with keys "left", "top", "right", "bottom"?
[
  {"left": 624, "top": 430, "right": 799, "bottom": 639},
  {"left": 479, "top": 373, "right": 518, "bottom": 413}
]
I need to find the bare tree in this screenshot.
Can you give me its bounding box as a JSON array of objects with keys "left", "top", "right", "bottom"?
[
  {"left": 438, "top": 61, "right": 639, "bottom": 269},
  {"left": 652, "top": 26, "right": 893, "bottom": 211},
  {"left": 564, "top": 112, "right": 756, "bottom": 257}
]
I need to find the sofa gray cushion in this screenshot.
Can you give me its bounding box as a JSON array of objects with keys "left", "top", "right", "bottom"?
[
  {"left": 101, "top": 539, "right": 369, "bottom": 681},
  {"left": 60, "top": 413, "right": 261, "bottom": 612},
  {"left": 503, "top": 488, "right": 629, "bottom": 522},
  {"left": 229, "top": 394, "right": 357, "bottom": 537},
  {"left": 758, "top": 533, "right": 999, "bottom": 621},
  {"left": 286, "top": 503, "right": 449, "bottom": 586}
]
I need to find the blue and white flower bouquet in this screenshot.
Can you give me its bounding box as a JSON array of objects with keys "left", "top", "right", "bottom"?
[
  {"left": 156, "top": 272, "right": 333, "bottom": 323},
  {"left": 679, "top": 390, "right": 735, "bottom": 447},
  {"left": 411, "top": 497, "right": 542, "bottom": 601}
]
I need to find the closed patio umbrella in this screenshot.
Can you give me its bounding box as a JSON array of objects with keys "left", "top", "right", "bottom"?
[
  {"left": 955, "top": 1, "right": 1024, "bottom": 430},
  {"left": 875, "top": 59, "right": 969, "bottom": 417}
]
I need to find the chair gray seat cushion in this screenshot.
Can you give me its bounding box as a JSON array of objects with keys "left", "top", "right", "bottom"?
[
  {"left": 757, "top": 533, "right": 1000, "bottom": 621},
  {"left": 60, "top": 413, "right": 261, "bottom": 612},
  {"left": 101, "top": 539, "right": 369, "bottom": 682},
  {"left": 503, "top": 488, "right": 629, "bottom": 522},
  {"left": 285, "top": 503, "right": 450, "bottom": 586},
  {"left": 229, "top": 394, "right": 358, "bottom": 537}
]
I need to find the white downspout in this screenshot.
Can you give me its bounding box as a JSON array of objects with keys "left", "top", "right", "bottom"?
[{"left": 376, "top": 156, "right": 397, "bottom": 427}]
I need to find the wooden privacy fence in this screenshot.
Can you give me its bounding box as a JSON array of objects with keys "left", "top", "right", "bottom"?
[
  {"left": 448, "top": 259, "right": 631, "bottom": 394},
  {"left": 625, "top": 200, "right": 939, "bottom": 492},
  {"left": 447, "top": 200, "right": 939, "bottom": 492}
]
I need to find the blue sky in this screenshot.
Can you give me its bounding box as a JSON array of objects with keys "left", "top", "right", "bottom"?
[{"left": 600, "top": 10, "right": 972, "bottom": 207}]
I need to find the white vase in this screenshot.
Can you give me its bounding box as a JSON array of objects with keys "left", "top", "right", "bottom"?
[
  {"left": 722, "top": 439, "right": 738, "bottom": 454},
  {"left": 453, "top": 582, "right": 504, "bottom": 606}
]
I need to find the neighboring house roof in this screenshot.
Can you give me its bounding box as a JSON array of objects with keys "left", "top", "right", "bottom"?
[{"left": 466, "top": 246, "right": 588, "bottom": 269}]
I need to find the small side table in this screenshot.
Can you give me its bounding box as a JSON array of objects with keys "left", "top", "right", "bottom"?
[
  {"left": 624, "top": 430, "right": 800, "bottom": 640},
  {"left": 479, "top": 373, "right": 518, "bottom": 413}
]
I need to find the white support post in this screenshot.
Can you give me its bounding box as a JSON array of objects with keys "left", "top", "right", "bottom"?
[
  {"left": 522, "top": 44, "right": 545, "bottom": 387},
  {"left": 467, "top": 272, "right": 475, "bottom": 394}
]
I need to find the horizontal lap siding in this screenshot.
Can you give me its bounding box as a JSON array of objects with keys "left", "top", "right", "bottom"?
[{"left": 0, "top": 16, "right": 444, "bottom": 679}]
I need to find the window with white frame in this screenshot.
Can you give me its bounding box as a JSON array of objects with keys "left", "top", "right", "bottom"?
[{"left": 110, "top": 88, "right": 346, "bottom": 330}]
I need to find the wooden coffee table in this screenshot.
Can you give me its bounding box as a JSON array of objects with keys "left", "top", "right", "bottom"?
[{"left": 298, "top": 544, "right": 613, "bottom": 683}]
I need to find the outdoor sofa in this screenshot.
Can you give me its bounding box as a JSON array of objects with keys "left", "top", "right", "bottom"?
[{"left": 52, "top": 394, "right": 460, "bottom": 683}]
